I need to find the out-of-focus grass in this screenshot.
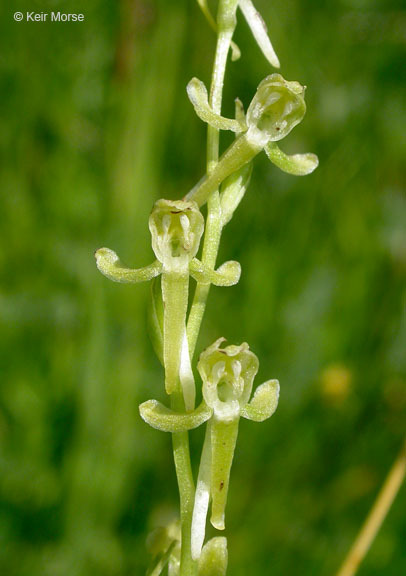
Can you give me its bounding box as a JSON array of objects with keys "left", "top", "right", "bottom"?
[{"left": 0, "top": 0, "right": 405, "bottom": 575}]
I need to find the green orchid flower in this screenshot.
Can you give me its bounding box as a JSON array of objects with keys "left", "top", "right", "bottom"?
[
  {"left": 96, "top": 199, "right": 241, "bottom": 410},
  {"left": 191, "top": 338, "right": 279, "bottom": 559},
  {"left": 185, "top": 73, "right": 318, "bottom": 208}
]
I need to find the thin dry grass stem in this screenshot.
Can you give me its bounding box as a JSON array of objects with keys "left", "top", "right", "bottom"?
[{"left": 335, "top": 438, "right": 406, "bottom": 576}]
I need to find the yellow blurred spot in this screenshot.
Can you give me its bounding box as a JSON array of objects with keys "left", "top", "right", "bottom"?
[{"left": 320, "top": 363, "right": 352, "bottom": 405}]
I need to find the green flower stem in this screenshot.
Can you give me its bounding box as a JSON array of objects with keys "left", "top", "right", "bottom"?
[
  {"left": 174, "top": 3, "right": 238, "bottom": 572},
  {"left": 171, "top": 390, "right": 199, "bottom": 576},
  {"left": 187, "top": 0, "right": 239, "bottom": 358},
  {"left": 186, "top": 132, "right": 261, "bottom": 207},
  {"left": 187, "top": 206, "right": 222, "bottom": 357},
  {"left": 165, "top": 269, "right": 198, "bottom": 574}
]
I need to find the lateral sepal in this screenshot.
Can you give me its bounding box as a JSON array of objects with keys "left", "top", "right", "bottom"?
[
  {"left": 241, "top": 379, "right": 280, "bottom": 422},
  {"left": 265, "top": 142, "right": 318, "bottom": 175},
  {"left": 95, "top": 248, "right": 162, "bottom": 283},
  {"left": 139, "top": 399, "right": 212, "bottom": 433},
  {"left": 190, "top": 258, "right": 241, "bottom": 286}
]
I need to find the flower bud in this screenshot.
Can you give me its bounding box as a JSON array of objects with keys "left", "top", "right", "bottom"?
[
  {"left": 199, "top": 537, "right": 228, "bottom": 576},
  {"left": 149, "top": 199, "right": 204, "bottom": 269},
  {"left": 246, "top": 73, "right": 306, "bottom": 145}
]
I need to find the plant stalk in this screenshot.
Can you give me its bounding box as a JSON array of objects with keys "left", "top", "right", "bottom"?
[
  {"left": 172, "top": 3, "right": 239, "bottom": 573},
  {"left": 171, "top": 390, "right": 198, "bottom": 576},
  {"left": 335, "top": 439, "right": 406, "bottom": 576},
  {"left": 187, "top": 0, "right": 238, "bottom": 359}
]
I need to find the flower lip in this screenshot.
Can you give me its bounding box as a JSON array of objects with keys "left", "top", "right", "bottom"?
[
  {"left": 149, "top": 199, "right": 204, "bottom": 266},
  {"left": 246, "top": 73, "right": 306, "bottom": 143}
]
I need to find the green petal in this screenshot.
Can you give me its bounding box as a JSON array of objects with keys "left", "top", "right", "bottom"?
[
  {"left": 198, "top": 537, "right": 228, "bottom": 576},
  {"left": 95, "top": 248, "right": 162, "bottom": 283},
  {"left": 241, "top": 379, "right": 280, "bottom": 422},
  {"left": 265, "top": 142, "right": 319, "bottom": 175},
  {"left": 139, "top": 399, "right": 212, "bottom": 433},
  {"left": 187, "top": 78, "right": 246, "bottom": 133},
  {"left": 190, "top": 259, "right": 241, "bottom": 286}
]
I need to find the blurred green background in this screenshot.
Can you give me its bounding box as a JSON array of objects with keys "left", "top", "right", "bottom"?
[{"left": 1, "top": 0, "right": 405, "bottom": 574}]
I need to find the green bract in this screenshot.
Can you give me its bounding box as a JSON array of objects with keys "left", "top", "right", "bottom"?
[{"left": 246, "top": 73, "right": 306, "bottom": 145}]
